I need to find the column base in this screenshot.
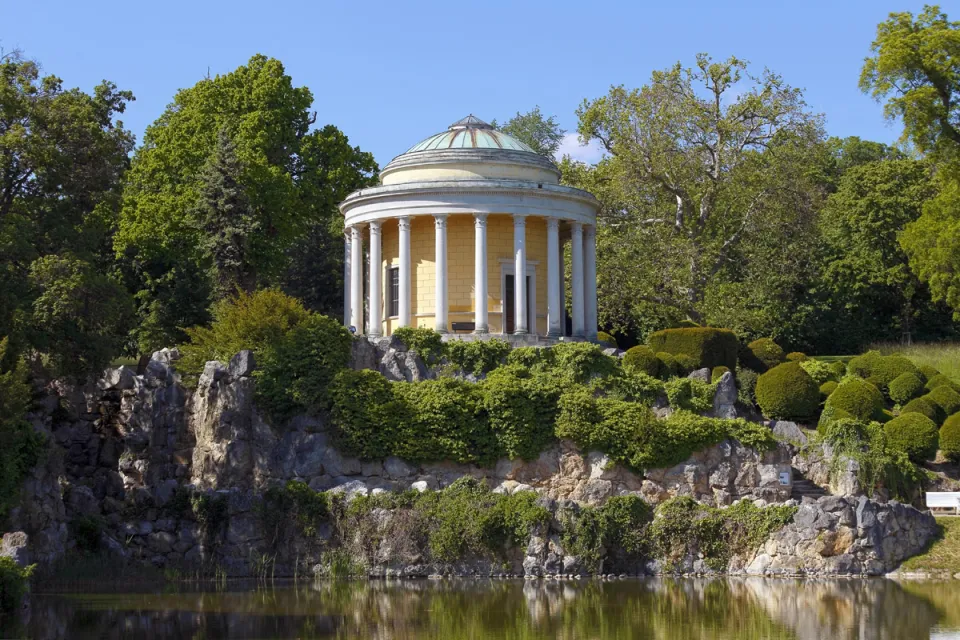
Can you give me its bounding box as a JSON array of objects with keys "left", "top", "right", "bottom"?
[
  {"left": 546, "top": 330, "right": 562, "bottom": 339},
  {"left": 473, "top": 327, "right": 489, "bottom": 335}
]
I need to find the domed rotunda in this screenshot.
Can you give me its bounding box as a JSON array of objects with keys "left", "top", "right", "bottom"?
[{"left": 340, "top": 115, "right": 599, "bottom": 340}]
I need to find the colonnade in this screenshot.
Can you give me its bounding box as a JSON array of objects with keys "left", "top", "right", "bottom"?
[{"left": 344, "top": 214, "right": 598, "bottom": 339}]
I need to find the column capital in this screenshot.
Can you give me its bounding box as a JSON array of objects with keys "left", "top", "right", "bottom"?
[
  {"left": 571, "top": 221, "right": 583, "bottom": 232},
  {"left": 513, "top": 214, "right": 527, "bottom": 228},
  {"left": 474, "top": 213, "right": 488, "bottom": 228},
  {"left": 369, "top": 219, "right": 382, "bottom": 233},
  {"left": 546, "top": 216, "right": 560, "bottom": 231},
  {"left": 398, "top": 215, "right": 411, "bottom": 230},
  {"left": 434, "top": 213, "right": 448, "bottom": 229},
  {"left": 584, "top": 223, "right": 596, "bottom": 239}
]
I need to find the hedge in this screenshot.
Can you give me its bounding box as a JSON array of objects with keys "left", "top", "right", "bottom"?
[
  {"left": 888, "top": 372, "right": 925, "bottom": 405},
  {"left": 883, "top": 413, "right": 939, "bottom": 463},
  {"left": 918, "top": 365, "right": 940, "bottom": 383},
  {"left": 901, "top": 396, "right": 944, "bottom": 424},
  {"left": 623, "top": 346, "right": 660, "bottom": 378},
  {"left": 393, "top": 327, "right": 445, "bottom": 365},
  {"left": 848, "top": 350, "right": 882, "bottom": 378},
  {"left": 596, "top": 331, "right": 618, "bottom": 349},
  {"left": 755, "top": 362, "right": 820, "bottom": 420},
  {"left": 447, "top": 339, "right": 512, "bottom": 376},
  {"left": 823, "top": 378, "right": 885, "bottom": 423},
  {"left": 647, "top": 328, "right": 738, "bottom": 371},
  {"left": 799, "top": 359, "right": 838, "bottom": 385},
  {"left": 741, "top": 338, "right": 784, "bottom": 372},
  {"left": 926, "top": 374, "right": 960, "bottom": 392},
  {"left": 926, "top": 385, "right": 960, "bottom": 418},
  {"left": 656, "top": 352, "right": 682, "bottom": 378},
  {"left": 941, "top": 414, "right": 960, "bottom": 462},
  {"left": 785, "top": 352, "right": 808, "bottom": 362},
  {"left": 711, "top": 366, "right": 730, "bottom": 383},
  {"left": 870, "top": 355, "right": 919, "bottom": 389},
  {"left": 820, "top": 381, "right": 838, "bottom": 399}
]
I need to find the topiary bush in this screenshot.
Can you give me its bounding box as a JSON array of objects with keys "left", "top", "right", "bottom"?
[
  {"left": 596, "top": 331, "right": 618, "bottom": 349},
  {"left": 870, "top": 355, "right": 919, "bottom": 389},
  {"left": 847, "top": 350, "right": 882, "bottom": 378},
  {"left": 742, "top": 338, "right": 785, "bottom": 372},
  {"left": 901, "top": 396, "right": 944, "bottom": 424},
  {"left": 446, "top": 339, "right": 512, "bottom": 376},
  {"left": 888, "top": 372, "right": 925, "bottom": 405},
  {"left": 673, "top": 354, "right": 698, "bottom": 375},
  {"left": 820, "top": 380, "right": 838, "bottom": 399},
  {"left": 550, "top": 342, "right": 618, "bottom": 383},
  {"left": 711, "top": 366, "right": 730, "bottom": 383},
  {"left": 785, "top": 352, "right": 807, "bottom": 362},
  {"left": 755, "top": 362, "right": 820, "bottom": 420},
  {"left": 823, "top": 377, "right": 885, "bottom": 423},
  {"left": 799, "top": 359, "right": 838, "bottom": 385},
  {"left": 941, "top": 414, "right": 960, "bottom": 462},
  {"left": 736, "top": 367, "right": 759, "bottom": 406},
  {"left": 623, "top": 345, "right": 660, "bottom": 378},
  {"left": 393, "top": 327, "right": 446, "bottom": 365},
  {"left": 830, "top": 361, "right": 847, "bottom": 379},
  {"left": 926, "top": 385, "right": 960, "bottom": 418},
  {"left": 656, "top": 352, "right": 682, "bottom": 378},
  {"left": 918, "top": 365, "right": 940, "bottom": 382},
  {"left": 883, "top": 413, "right": 939, "bottom": 463},
  {"left": 926, "top": 374, "right": 960, "bottom": 392},
  {"left": 647, "top": 327, "right": 739, "bottom": 371}
]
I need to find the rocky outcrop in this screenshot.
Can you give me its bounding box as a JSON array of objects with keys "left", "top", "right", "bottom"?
[{"left": 744, "top": 495, "right": 937, "bottom": 576}]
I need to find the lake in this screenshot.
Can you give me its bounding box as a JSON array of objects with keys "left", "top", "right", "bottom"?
[{"left": 5, "top": 577, "right": 960, "bottom": 639}]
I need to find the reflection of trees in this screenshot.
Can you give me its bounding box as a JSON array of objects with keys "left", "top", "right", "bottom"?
[{"left": 8, "top": 577, "right": 956, "bottom": 639}]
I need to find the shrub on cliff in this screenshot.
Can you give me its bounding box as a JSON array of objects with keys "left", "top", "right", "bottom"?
[
  {"left": 888, "top": 372, "right": 925, "bottom": 405},
  {"left": 392, "top": 327, "right": 445, "bottom": 365},
  {"left": 0, "top": 557, "right": 34, "bottom": 618},
  {"left": 711, "top": 366, "right": 730, "bottom": 383},
  {"left": 823, "top": 378, "right": 886, "bottom": 423},
  {"left": 883, "top": 413, "right": 939, "bottom": 463},
  {"left": 741, "top": 338, "right": 784, "bottom": 372},
  {"left": 482, "top": 366, "right": 560, "bottom": 460},
  {"left": 755, "top": 362, "right": 820, "bottom": 420},
  {"left": 179, "top": 289, "right": 310, "bottom": 377},
  {"left": 901, "top": 396, "right": 944, "bottom": 424},
  {"left": 447, "top": 339, "right": 511, "bottom": 376},
  {"left": 736, "top": 367, "right": 759, "bottom": 406},
  {"left": 664, "top": 377, "right": 715, "bottom": 413},
  {"left": 330, "top": 369, "right": 407, "bottom": 460},
  {"left": 596, "top": 331, "right": 618, "bottom": 349},
  {"left": 647, "top": 327, "right": 738, "bottom": 371},
  {"left": 941, "top": 414, "right": 960, "bottom": 462},
  {"left": 0, "top": 339, "right": 45, "bottom": 520},
  {"left": 623, "top": 345, "right": 660, "bottom": 377}
]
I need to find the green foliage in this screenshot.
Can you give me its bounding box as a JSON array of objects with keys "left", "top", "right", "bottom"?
[
  {"left": 596, "top": 331, "right": 618, "bottom": 349},
  {"left": 656, "top": 352, "right": 682, "bottom": 378},
  {"left": 927, "top": 385, "right": 960, "bottom": 417},
  {"left": 799, "top": 359, "right": 839, "bottom": 385},
  {"left": 447, "top": 339, "right": 511, "bottom": 376},
  {"left": 254, "top": 314, "right": 352, "bottom": 420},
  {"left": 848, "top": 350, "right": 883, "bottom": 378},
  {"left": 755, "top": 362, "right": 820, "bottom": 420},
  {"left": 673, "top": 354, "right": 698, "bottom": 374},
  {"left": 393, "top": 327, "right": 446, "bottom": 365},
  {"left": 647, "top": 327, "right": 739, "bottom": 371},
  {"left": 70, "top": 515, "right": 104, "bottom": 554},
  {"left": 926, "top": 374, "right": 960, "bottom": 391},
  {"left": 815, "top": 418, "right": 922, "bottom": 499},
  {"left": 664, "top": 377, "right": 715, "bottom": 413},
  {"left": 884, "top": 413, "right": 939, "bottom": 463},
  {"left": 871, "top": 355, "right": 920, "bottom": 389},
  {"left": 623, "top": 345, "right": 660, "bottom": 377},
  {"left": 0, "top": 557, "right": 34, "bottom": 618},
  {"left": 735, "top": 367, "right": 759, "bottom": 406},
  {"left": 179, "top": 289, "right": 310, "bottom": 377},
  {"left": 919, "top": 364, "right": 941, "bottom": 382},
  {"left": 830, "top": 361, "right": 848, "bottom": 379},
  {"left": 492, "top": 106, "right": 566, "bottom": 158},
  {"left": 330, "top": 369, "right": 407, "bottom": 460},
  {"left": 822, "top": 377, "right": 886, "bottom": 423},
  {"left": 941, "top": 413, "right": 960, "bottom": 461},
  {"left": 285, "top": 480, "right": 332, "bottom": 537},
  {"left": 785, "top": 352, "right": 807, "bottom": 362},
  {"left": 901, "top": 396, "right": 944, "bottom": 423},
  {"left": 592, "top": 369, "right": 664, "bottom": 405},
  {"left": 742, "top": 338, "right": 785, "bottom": 372},
  {"left": 482, "top": 367, "right": 560, "bottom": 460},
  {"left": 191, "top": 492, "right": 229, "bottom": 547},
  {"left": 560, "top": 495, "right": 653, "bottom": 572},
  {"left": 820, "top": 381, "right": 839, "bottom": 399},
  {"left": 888, "top": 372, "right": 925, "bottom": 404},
  {"left": 550, "top": 342, "right": 618, "bottom": 383},
  {"left": 711, "top": 366, "right": 730, "bottom": 383},
  {"left": 648, "top": 497, "right": 797, "bottom": 571},
  {"left": 0, "top": 341, "right": 44, "bottom": 520}
]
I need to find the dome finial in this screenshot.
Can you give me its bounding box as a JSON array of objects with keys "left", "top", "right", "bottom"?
[{"left": 449, "top": 115, "right": 493, "bottom": 131}]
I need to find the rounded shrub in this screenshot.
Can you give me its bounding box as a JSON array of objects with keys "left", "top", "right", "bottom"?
[
  {"left": 736, "top": 367, "right": 759, "bottom": 406},
  {"left": 742, "top": 338, "right": 785, "bottom": 372},
  {"left": 918, "top": 365, "right": 940, "bottom": 383},
  {"left": 926, "top": 374, "right": 960, "bottom": 392},
  {"left": 870, "top": 355, "right": 919, "bottom": 388},
  {"left": 596, "top": 331, "right": 618, "bottom": 349},
  {"left": 819, "top": 380, "right": 838, "bottom": 399},
  {"left": 785, "top": 352, "right": 808, "bottom": 362},
  {"left": 883, "top": 413, "right": 939, "bottom": 463},
  {"left": 674, "top": 354, "right": 698, "bottom": 374},
  {"left": 711, "top": 366, "right": 730, "bottom": 383},
  {"left": 799, "top": 359, "right": 838, "bottom": 385},
  {"left": 901, "top": 396, "right": 944, "bottom": 424},
  {"left": 847, "top": 350, "right": 882, "bottom": 378},
  {"left": 755, "top": 362, "right": 820, "bottom": 420},
  {"left": 927, "top": 385, "right": 960, "bottom": 417},
  {"left": 656, "top": 352, "right": 682, "bottom": 378},
  {"left": 888, "top": 372, "right": 925, "bottom": 404},
  {"left": 647, "top": 327, "right": 739, "bottom": 371},
  {"left": 941, "top": 414, "right": 960, "bottom": 462},
  {"left": 824, "top": 378, "right": 885, "bottom": 422},
  {"left": 830, "top": 361, "right": 847, "bottom": 379},
  {"left": 623, "top": 346, "right": 660, "bottom": 377}
]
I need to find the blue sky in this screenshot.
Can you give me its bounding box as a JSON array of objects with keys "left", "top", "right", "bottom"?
[{"left": 7, "top": 0, "right": 954, "bottom": 167}]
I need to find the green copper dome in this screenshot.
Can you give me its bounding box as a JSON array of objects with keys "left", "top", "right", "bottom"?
[{"left": 404, "top": 115, "right": 536, "bottom": 154}]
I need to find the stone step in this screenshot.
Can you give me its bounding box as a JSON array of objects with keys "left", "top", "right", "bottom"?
[{"left": 790, "top": 467, "right": 829, "bottom": 498}]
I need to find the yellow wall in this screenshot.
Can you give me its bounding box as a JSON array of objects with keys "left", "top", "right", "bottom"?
[
  {"left": 381, "top": 161, "right": 558, "bottom": 186},
  {"left": 378, "top": 214, "right": 548, "bottom": 335}
]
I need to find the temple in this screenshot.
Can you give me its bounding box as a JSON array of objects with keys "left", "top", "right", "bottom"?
[{"left": 340, "top": 115, "right": 600, "bottom": 340}]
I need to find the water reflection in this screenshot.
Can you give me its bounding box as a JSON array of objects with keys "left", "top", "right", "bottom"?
[{"left": 4, "top": 577, "right": 960, "bottom": 639}]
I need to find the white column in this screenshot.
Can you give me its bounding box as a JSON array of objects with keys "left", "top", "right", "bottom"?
[
  {"left": 546, "top": 218, "right": 561, "bottom": 337},
  {"left": 514, "top": 215, "right": 528, "bottom": 335},
  {"left": 584, "top": 224, "right": 598, "bottom": 340},
  {"left": 349, "top": 224, "right": 364, "bottom": 334},
  {"left": 343, "top": 229, "right": 351, "bottom": 327},
  {"left": 474, "top": 214, "right": 488, "bottom": 333},
  {"left": 571, "top": 222, "right": 585, "bottom": 337},
  {"left": 367, "top": 220, "right": 382, "bottom": 338},
  {"left": 434, "top": 214, "right": 448, "bottom": 333},
  {"left": 559, "top": 239, "right": 566, "bottom": 337},
  {"left": 398, "top": 216, "right": 411, "bottom": 328}
]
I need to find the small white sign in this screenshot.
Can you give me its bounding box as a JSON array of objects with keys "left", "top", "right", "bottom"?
[{"left": 778, "top": 471, "right": 791, "bottom": 486}]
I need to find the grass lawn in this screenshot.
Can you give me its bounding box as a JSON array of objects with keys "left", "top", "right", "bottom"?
[
  {"left": 870, "top": 342, "right": 960, "bottom": 381},
  {"left": 900, "top": 517, "right": 960, "bottom": 574}
]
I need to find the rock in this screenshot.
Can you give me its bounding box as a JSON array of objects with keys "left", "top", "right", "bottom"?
[
  {"left": 349, "top": 338, "right": 379, "bottom": 371},
  {"left": 198, "top": 361, "right": 228, "bottom": 389},
  {"left": 99, "top": 366, "right": 136, "bottom": 391},
  {"left": 1, "top": 532, "right": 30, "bottom": 567},
  {"left": 410, "top": 480, "right": 430, "bottom": 493},
  {"left": 688, "top": 368, "right": 711, "bottom": 383},
  {"left": 384, "top": 456, "right": 416, "bottom": 479},
  {"left": 771, "top": 421, "right": 806, "bottom": 446},
  {"left": 711, "top": 372, "right": 737, "bottom": 419},
  {"left": 329, "top": 479, "right": 369, "bottom": 499},
  {"left": 513, "top": 484, "right": 535, "bottom": 494},
  {"left": 229, "top": 350, "right": 256, "bottom": 377},
  {"left": 150, "top": 347, "right": 181, "bottom": 364},
  {"left": 601, "top": 347, "right": 623, "bottom": 358},
  {"left": 147, "top": 531, "right": 176, "bottom": 554}
]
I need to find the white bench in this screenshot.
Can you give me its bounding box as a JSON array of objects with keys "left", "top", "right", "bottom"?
[{"left": 926, "top": 492, "right": 960, "bottom": 515}]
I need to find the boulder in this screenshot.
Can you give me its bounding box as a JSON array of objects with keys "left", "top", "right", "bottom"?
[
  {"left": 689, "top": 368, "right": 711, "bottom": 383},
  {"left": 711, "top": 372, "right": 738, "bottom": 419},
  {"left": 771, "top": 421, "right": 807, "bottom": 446},
  {"left": 99, "top": 366, "right": 136, "bottom": 391},
  {"left": 229, "top": 350, "right": 256, "bottom": 377},
  {"left": 1, "top": 532, "right": 30, "bottom": 567}
]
